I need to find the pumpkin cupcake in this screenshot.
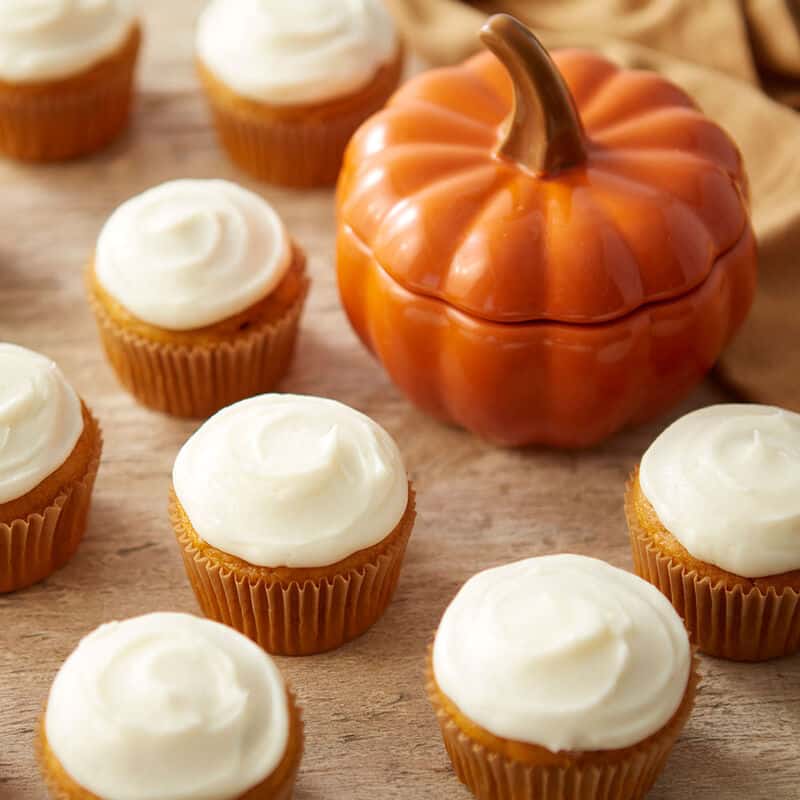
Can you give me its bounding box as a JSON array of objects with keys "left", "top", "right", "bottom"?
[
  {"left": 39, "top": 612, "right": 303, "bottom": 800},
  {"left": 195, "top": 0, "right": 403, "bottom": 187},
  {"left": 0, "top": 0, "right": 140, "bottom": 162},
  {"left": 0, "top": 343, "right": 102, "bottom": 593},
  {"left": 87, "top": 179, "right": 309, "bottom": 419},
  {"left": 170, "top": 393, "right": 415, "bottom": 655},
  {"left": 626, "top": 404, "right": 800, "bottom": 661},
  {"left": 428, "top": 554, "right": 697, "bottom": 800}
]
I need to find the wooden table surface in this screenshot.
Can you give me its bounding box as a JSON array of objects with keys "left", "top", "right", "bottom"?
[{"left": 1, "top": 3, "right": 798, "bottom": 799}]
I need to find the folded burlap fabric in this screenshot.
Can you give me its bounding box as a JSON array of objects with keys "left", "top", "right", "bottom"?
[{"left": 386, "top": 0, "right": 800, "bottom": 411}]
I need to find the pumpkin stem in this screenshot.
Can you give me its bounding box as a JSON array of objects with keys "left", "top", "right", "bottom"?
[{"left": 480, "top": 14, "right": 586, "bottom": 176}]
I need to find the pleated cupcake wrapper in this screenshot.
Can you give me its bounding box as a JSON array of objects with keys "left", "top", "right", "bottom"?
[
  {"left": 170, "top": 489, "right": 415, "bottom": 656},
  {"left": 203, "top": 97, "right": 394, "bottom": 188},
  {"left": 0, "top": 414, "right": 102, "bottom": 594},
  {"left": 0, "top": 35, "right": 138, "bottom": 162},
  {"left": 629, "top": 526, "right": 800, "bottom": 661},
  {"left": 198, "top": 52, "right": 402, "bottom": 189},
  {"left": 38, "top": 689, "right": 304, "bottom": 800},
  {"left": 88, "top": 278, "right": 308, "bottom": 419},
  {"left": 426, "top": 655, "right": 699, "bottom": 800}
]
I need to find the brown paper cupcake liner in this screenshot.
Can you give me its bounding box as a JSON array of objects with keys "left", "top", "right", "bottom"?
[
  {"left": 0, "top": 413, "right": 102, "bottom": 593},
  {"left": 426, "top": 654, "right": 699, "bottom": 800},
  {"left": 629, "top": 525, "right": 800, "bottom": 662},
  {"left": 0, "top": 28, "right": 140, "bottom": 162},
  {"left": 170, "top": 489, "right": 416, "bottom": 656},
  {"left": 202, "top": 100, "right": 388, "bottom": 187},
  {"left": 38, "top": 688, "right": 303, "bottom": 800},
  {"left": 197, "top": 53, "right": 403, "bottom": 188},
  {"left": 87, "top": 278, "right": 309, "bottom": 419}
]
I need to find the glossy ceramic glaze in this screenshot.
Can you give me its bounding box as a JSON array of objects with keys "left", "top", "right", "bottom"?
[{"left": 336, "top": 15, "right": 757, "bottom": 447}]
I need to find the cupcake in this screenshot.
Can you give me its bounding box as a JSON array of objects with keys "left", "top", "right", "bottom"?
[
  {"left": 626, "top": 404, "right": 800, "bottom": 661},
  {"left": 0, "top": 344, "right": 102, "bottom": 593},
  {"left": 87, "top": 179, "right": 310, "bottom": 419},
  {"left": 39, "top": 612, "right": 303, "bottom": 800},
  {"left": 0, "top": 0, "right": 140, "bottom": 162},
  {"left": 170, "top": 393, "right": 415, "bottom": 655},
  {"left": 195, "top": 0, "right": 403, "bottom": 187},
  {"left": 428, "top": 555, "right": 697, "bottom": 800}
]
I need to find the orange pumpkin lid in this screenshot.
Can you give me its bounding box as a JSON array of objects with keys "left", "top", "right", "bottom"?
[{"left": 338, "top": 15, "right": 749, "bottom": 324}]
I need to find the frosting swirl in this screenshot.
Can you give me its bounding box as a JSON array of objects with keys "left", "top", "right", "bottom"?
[
  {"left": 196, "top": 0, "right": 398, "bottom": 105},
  {"left": 45, "top": 612, "right": 290, "bottom": 800},
  {"left": 173, "top": 394, "right": 408, "bottom": 568},
  {"left": 640, "top": 404, "right": 800, "bottom": 577},
  {"left": 0, "top": 343, "right": 83, "bottom": 505},
  {"left": 0, "top": 0, "right": 136, "bottom": 83},
  {"left": 95, "top": 180, "right": 292, "bottom": 331},
  {"left": 433, "top": 555, "right": 691, "bottom": 752}
]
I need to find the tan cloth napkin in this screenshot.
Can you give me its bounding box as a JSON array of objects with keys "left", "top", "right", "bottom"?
[{"left": 386, "top": 0, "right": 800, "bottom": 411}]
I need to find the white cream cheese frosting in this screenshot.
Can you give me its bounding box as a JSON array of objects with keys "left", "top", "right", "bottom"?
[
  {"left": 95, "top": 180, "right": 292, "bottom": 331},
  {"left": 640, "top": 404, "right": 800, "bottom": 578},
  {"left": 433, "top": 554, "right": 691, "bottom": 753},
  {"left": 45, "top": 612, "right": 290, "bottom": 800},
  {"left": 0, "top": 0, "right": 136, "bottom": 83},
  {"left": 196, "top": 0, "right": 398, "bottom": 105},
  {"left": 173, "top": 393, "right": 408, "bottom": 568},
  {"left": 0, "top": 343, "right": 83, "bottom": 505}
]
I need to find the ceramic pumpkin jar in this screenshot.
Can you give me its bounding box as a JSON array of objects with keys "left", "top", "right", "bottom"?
[{"left": 336, "top": 14, "right": 757, "bottom": 448}]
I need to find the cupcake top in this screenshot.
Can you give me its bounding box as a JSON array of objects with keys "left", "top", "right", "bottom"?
[
  {"left": 196, "top": 0, "right": 397, "bottom": 106},
  {"left": 95, "top": 180, "right": 292, "bottom": 331},
  {"left": 0, "top": 0, "right": 136, "bottom": 83},
  {"left": 173, "top": 394, "right": 408, "bottom": 567},
  {"left": 640, "top": 404, "right": 800, "bottom": 577},
  {"left": 0, "top": 343, "right": 83, "bottom": 505},
  {"left": 433, "top": 554, "right": 691, "bottom": 753},
  {"left": 45, "top": 612, "right": 290, "bottom": 800}
]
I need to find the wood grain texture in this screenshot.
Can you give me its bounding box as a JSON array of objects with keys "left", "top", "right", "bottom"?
[{"left": 0, "top": 3, "right": 798, "bottom": 798}]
